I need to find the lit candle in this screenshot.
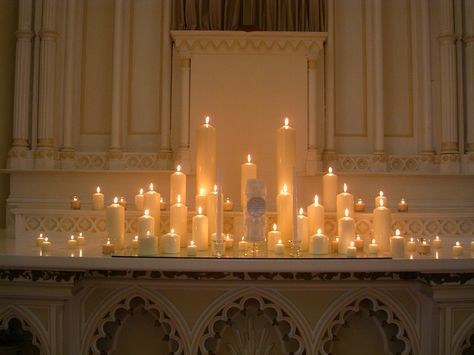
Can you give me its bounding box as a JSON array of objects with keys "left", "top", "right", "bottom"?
[
  {"left": 187, "top": 240, "right": 198, "bottom": 256},
  {"left": 331, "top": 237, "right": 339, "bottom": 254},
  {"left": 196, "top": 116, "right": 216, "bottom": 198},
  {"left": 223, "top": 197, "right": 234, "bottom": 211},
  {"left": 41, "top": 237, "right": 51, "bottom": 252},
  {"left": 336, "top": 183, "right": 354, "bottom": 221},
  {"left": 452, "top": 241, "right": 463, "bottom": 257},
  {"left": 238, "top": 236, "right": 248, "bottom": 252},
  {"left": 398, "top": 198, "right": 409, "bottom": 212},
  {"left": 338, "top": 208, "right": 355, "bottom": 254},
  {"left": 224, "top": 234, "right": 234, "bottom": 249},
  {"left": 70, "top": 196, "right": 81, "bottom": 210},
  {"left": 354, "top": 235, "right": 364, "bottom": 251},
  {"left": 277, "top": 184, "right": 293, "bottom": 244},
  {"left": 275, "top": 239, "right": 284, "bottom": 256},
  {"left": 138, "top": 231, "right": 157, "bottom": 256},
  {"left": 92, "top": 186, "right": 104, "bottom": 210},
  {"left": 433, "top": 236, "right": 442, "bottom": 249},
  {"left": 138, "top": 209, "right": 155, "bottom": 237},
  {"left": 161, "top": 229, "right": 180, "bottom": 254},
  {"left": 131, "top": 235, "right": 139, "bottom": 249},
  {"left": 375, "top": 191, "right": 387, "bottom": 208},
  {"left": 192, "top": 206, "right": 208, "bottom": 251},
  {"left": 102, "top": 239, "right": 114, "bottom": 255},
  {"left": 170, "top": 165, "right": 186, "bottom": 206},
  {"left": 346, "top": 241, "right": 357, "bottom": 258},
  {"left": 307, "top": 194, "right": 325, "bottom": 234},
  {"left": 106, "top": 197, "right": 125, "bottom": 249},
  {"left": 241, "top": 154, "right": 257, "bottom": 210},
  {"left": 35, "top": 233, "right": 45, "bottom": 247},
  {"left": 373, "top": 199, "right": 391, "bottom": 254},
  {"left": 195, "top": 188, "right": 208, "bottom": 214},
  {"left": 368, "top": 238, "right": 378, "bottom": 255},
  {"left": 407, "top": 237, "right": 416, "bottom": 252},
  {"left": 77, "top": 232, "right": 85, "bottom": 246},
  {"left": 267, "top": 224, "right": 282, "bottom": 251},
  {"left": 118, "top": 197, "right": 127, "bottom": 210},
  {"left": 144, "top": 183, "right": 161, "bottom": 236},
  {"left": 67, "top": 235, "right": 78, "bottom": 249},
  {"left": 390, "top": 229, "right": 405, "bottom": 258},
  {"left": 207, "top": 185, "right": 223, "bottom": 243},
  {"left": 354, "top": 198, "right": 365, "bottom": 212},
  {"left": 309, "top": 228, "right": 328, "bottom": 255},
  {"left": 277, "top": 118, "right": 296, "bottom": 195},
  {"left": 323, "top": 167, "right": 338, "bottom": 212},
  {"left": 134, "top": 188, "right": 144, "bottom": 211},
  {"left": 296, "top": 208, "right": 309, "bottom": 250},
  {"left": 170, "top": 194, "right": 188, "bottom": 247},
  {"left": 160, "top": 197, "right": 167, "bottom": 211},
  {"left": 418, "top": 239, "right": 431, "bottom": 255}
]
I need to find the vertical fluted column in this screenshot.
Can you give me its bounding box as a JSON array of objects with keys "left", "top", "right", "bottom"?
[
  {"left": 465, "top": 0, "right": 474, "bottom": 172},
  {"left": 35, "top": 0, "right": 57, "bottom": 169},
  {"left": 372, "top": 0, "right": 386, "bottom": 171},
  {"left": 438, "top": 0, "right": 460, "bottom": 172},
  {"left": 323, "top": 0, "right": 337, "bottom": 168},
  {"left": 108, "top": 0, "right": 125, "bottom": 169},
  {"left": 176, "top": 55, "right": 191, "bottom": 173},
  {"left": 158, "top": 0, "right": 172, "bottom": 169},
  {"left": 60, "top": 0, "right": 76, "bottom": 169},
  {"left": 306, "top": 55, "right": 322, "bottom": 175},
  {"left": 8, "top": 0, "right": 34, "bottom": 169}
]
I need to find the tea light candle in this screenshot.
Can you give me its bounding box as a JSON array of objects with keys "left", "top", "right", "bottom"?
[
  {"left": 398, "top": 198, "right": 408, "bottom": 212},
  {"left": 238, "top": 237, "right": 248, "bottom": 252},
  {"left": 67, "top": 235, "right": 78, "bottom": 249},
  {"left": 309, "top": 228, "right": 328, "bottom": 255},
  {"left": 418, "top": 240, "right": 431, "bottom": 255},
  {"left": 36, "top": 233, "right": 45, "bottom": 247},
  {"left": 354, "top": 198, "right": 365, "bottom": 212},
  {"left": 375, "top": 191, "right": 387, "bottom": 208},
  {"left": 195, "top": 188, "right": 208, "bottom": 214},
  {"left": 433, "top": 236, "right": 442, "bottom": 249},
  {"left": 407, "top": 237, "right": 416, "bottom": 252},
  {"left": 192, "top": 206, "right": 208, "bottom": 251},
  {"left": 170, "top": 165, "right": 186, "bottom": 206},
  {"left": 77, "top": 232, "right": 85, "bottom": 246},
  {"left": 92, "top": 186, "right": 105, "bottom": 210},
  {"left": 131, "top": 235, "right": 139, "bottom": 249},
  {"left": 307, "top": 194, "right": 325, "bottom": 234},
  {"left": 323, "top": 167, "right": 338, "bottom": 212},
  {"left": 368, "top": 238, "right": 378, "bottom": 255},
  {"left": 224, "top": 197, "right": 234, "bottom": 211},
  {"left": 134, "top": 188, "right": 144, "bottom": 211},
  {"left": 41, "top": 237, "right": 51, "bottom": 252},
  {"left": 118, "top": 197, "right": 127, "bottom": 210},
  {"left": 161, "top": 229, "right": 180, "bottom": 254},
  {"left": 70, "top": 196, "right": 81, "bottom": 210},
  {"left": 331, "top": 237, "right": 339, "bottom": 254},
  {"left": 160, "top": 197, "right": 167, "bottom": 210},
  {"left": 346, "top": 241, "right": 357, "bottom": 258},
  {"left": 187, "top": 240, "right": 198, "bottom": 256},
  {"left": 390, "top": 229, "right": 405, "bottom": 258},
  {"left": 224, "top": 234, "right": 234, "bottom": 249},
  {"left": 267, "top": 224, "right": 282, "bottom": 251},
  {"left": 138, "top": 231, "right": 157, "bottom": 256},
  {"left": 452, "top": 241, "right": 463, "bottom": 256},
  {"left": 275, "top": 239, "right": 284, "bottom": 256},
  {"left": 354, "top": 235, "right": 364, "bottom": 251},
  {"left": 102, "top": 239, "right": 115, "bottom": 255}
]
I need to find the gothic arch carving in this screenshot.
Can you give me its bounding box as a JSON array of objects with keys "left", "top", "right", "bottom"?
[{"left": 453, "top": 312, "right": 474, "bottom": 354}]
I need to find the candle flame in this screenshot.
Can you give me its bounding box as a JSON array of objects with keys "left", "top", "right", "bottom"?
[
  {"left": 299, "top": 208, "right": 304, "bottom": 215},
  {"left": 160, "top": 197, "right": 163, "bottom": 203},
  {"left": 73, "top": 196, "right": 78, "bottom": 201},
  {"left": 177, "top": 164, "right": 181, "bottom": 172},
  {"left": 456, "top": 241, "right": 460, "bottom": 246},
  {"left": 410, "top": 238, "right": 414, "bottom": 242},
  {"left": 356, "top": 235, "right": 360, "bottom": 241},
  {"left": 350, "top": 241, "right": 355, "bottom": 247},
  {"left": 282, "top": 184, "right": 288, "bottom": 194},
  {"left": 144, "top": 209, "right": 150, "bottom": 216},
  {"left": 146, "top": 230, "right": 150, "bottom": 236},
  {"left": 379, "top": 191, "right": 383, "bottom": 197},
  {"left": 113, "top": 197, "right": 118, "bottom": 204},
  {"left": 277, "top": 239, "right": 282, "bottom": 244},
  {"left": 380, "top": 199, "right": 384, "bottom": 207},
  {"left": 317, "top": 228, "right": 322, "bottom": 234},
  {"left": 314, "top": 194, "right": 319, "bottom": 205},
  {"left": 213, "top": 184, "right": 218, "bottom": 192},
  {"left": 247, "top": 154, "right": 251, "bottom": 163},
  {"left": 190, "top": 240, "right": 195, "bottom": 246},
  {"left": 343, "top": 183, "right": 347, "bottom": 193},
  {"left": 70, "top": 235, "right": 74, "bottom": 240},
  {"left": 273, "top": 223, "right": 277, "bottom": 231},
  {"left": 401, "top": 198, "right": 406, "bottom": 204},
  {"left": 120, "top": 197, "right": 124, "bottom": 202},
  {"left": 139, "top": 188, "right": 143, "bottom": 194},
  {"left": 435, "top": 235, "right": 439, "bottom": 240},
  {"left": 198, "top": 206, "right": 202, "bottom": 215},
  {"left": 171, "top": 228, "right": 175, "bottom": 234},
  {"left": 357, "top": 199, "right": 363, "bottom": 204},
  {"left": 45, "top": 237, "right": 48, "bottom": 242},
  {"left": 200, "top": 187, "right": 205, "bottom": 195},
  {"left": 422, "top": 240, "right": 427, "bottom": 245},
  {"left": 39, "top": 233, "right": 43, "bottom": 238},
  {"left": 177, "top": 194, "right": 181, "bottom": 203},
  {"left": 336, "top": 237, "right": 339, "bottom": 242},
  {"left": 344, "top": 208, "right": 349, "bottom": 217},
  {"left": 396, "top": 229, "right": 400, "bottom": 236},
  {"left": 134, "top": 235, "right": 138, "bottom": 241},
  {"left": 106, "top": 239, "right": 110, "bottom": 245},
  {"left": 328, "top": 167, "right": 333, "bottom": 174},
  {"left": 205, "top": 116, "right": 210, "bottom": 125},
  {"left": 96, "top": 186, "right": 101, "bottom": 193},
  {"left": 372, "top": 238, "right": 376, "bottom": 244},
  {"left": 149, "top": 183, "right": 154, "bottom": 191},
  {"left": 241, "top": 236, "right": 245, "bottom": 241},
  {"left": 284, "top": 117, "right": 289, "bottom": 127}
]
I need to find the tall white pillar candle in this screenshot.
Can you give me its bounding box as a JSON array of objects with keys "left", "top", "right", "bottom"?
[
  {"left": 196, "top": 116, "right": 216, "bottom": 196},
  {"left": 170, "top": 165, "right": 186, "bottom": 206},
  {"left": 161, "top": 229, "right": 180, "bottom": 254},
  {"left": 277, "top": 184, "right": 293, "bottom": 244},
  {"left": 170, "top": 194, "right": 188, "bottom": 247},
  {"left": 373, "top": 199, "right": 391, "bottom": 253},
  {"left": 375, "top": 191, "right": 387, "bottom": 208},
  {"left": 241, "top": 154, "right": 257, "bottom": 210},
  {"left": 192, "top": 207, "right": 208, "bottom": 251},
  {"left": 207, "top": 185, "right": 223, "bottom": 242},
  {"left": 267, "top": 224, "right": 281, "bottom": 251},
  {"left": 134, "top": 188, "right": 144, "bottom": 211},
  {"left": 195, "top": 188, "right": 208, "bottom": 214},
  {"left": 106, "top": 197, "right": 125, "bottom": 249},
  {"left": 276, "top": 118, "right": 296, "bottom": 194},
  {"left": 323, "top": 167, "right": 338, "bottom": 212},
  {"left": 307, "top": 194, "right": 325, "bottom": 234},
  {"left": 390, "top": 229, "right": 405, "bottom": 258},
  {"left": 138, "top": 209, "right": 155, "bottom": 237},
  {"left": 309, "top": 229, "right": 329, "bottom": 255},
  {"left": 92, "top": 186, "right": 104, "bottom": 210},
  {"left": 297, "top": 208, "right": 309, "bottom": 251},
  {"left": 336, "top": 183, "right": 354, "bottom": 221},
  {"left": 338, "top": 208, "right": 355, "bottom": 254},
  {"left": 144, "top": 183, "right": 161, "bottom": 236}
]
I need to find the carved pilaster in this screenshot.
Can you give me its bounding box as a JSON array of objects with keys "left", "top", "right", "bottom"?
[
  {"left": 325, "top": 0, "right": 336, "bottom": 155},
  {"left": 465, "top": 1, "right": 474, "bottom": 155},
  {"left": 176, "top": 55, "right": 191, "bottom": 174},
  {"left": 306, "top": 56, "right": 322, "bottom": 175}
]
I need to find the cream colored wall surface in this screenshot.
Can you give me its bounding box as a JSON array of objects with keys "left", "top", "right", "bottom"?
[{"left": 0, "top": 0, "right": 17, "bottom": 230}]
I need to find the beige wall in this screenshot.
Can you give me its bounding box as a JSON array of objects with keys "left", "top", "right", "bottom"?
[{"left": 0, "top": 0, "right": 17, "bottom": 230}]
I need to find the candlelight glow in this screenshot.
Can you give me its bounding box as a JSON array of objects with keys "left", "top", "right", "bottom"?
[
  {"left": 277, "top": 239, "right": 282, "bottom": 244},
  {"left": 343, "top": 183, "right": 347, "bottom": 193},
  {"left": 144, "top": 209, "right": 150, "bottom": 215},
  {"left": 146, "top": 230, "right": 150, "bottom": 236},
  {"left": 39, "top": 233, "right": 43, "bottom": 238},
  {"left": 113, "top": 197, "right": 118, "bottom": 204},
  {"left": 70, "top": 235, "right": 74, "bottom": 240},
  {"left": 435, "top": 236, "right": 440, "bottom": 240},
  {"left": 456, "top": 241, "right": 460, "bottom": 246},
  {"left": 190, "top": 240, "right": 195, "bottom": 246},
  {"left": 160, "top": 197, "right": 163, "bottom": 202},
  {"left": 379, "top": 191, "right": 383, "bottom": 197},
  {"left": 149, "top": 183, "right": 154, "bottom": 191},
  {"left": 198, "top": 206, "right": 202, "bottom": 215},
  {"left": 380, "top": 199, "right": 384, "bottom": 207},
  {"left": 314, "top": 194, "right": 319, "bottom": 205},
  {"left": 422, "top": 240, "right": 427, "bottom": 245},
  {"left": 171, "top": 228, "right": 175, "bottom": 234},
  {"left": 79, "top": 232, "right": 82, "bottom": 237},
  {"left": 226, "top": 197, "right": 230, "bottom": 202},
  {"left": 328, "top": 167, "right": 333, "bottom": 174},
  {"left": 350, "top": 241, "right": 355, "bottom": 247},
  {"left": 200, "top": 188, "right": 205, "bottom": 195},
  {"left": 372, "top": 238, "right": 376, "bottom": 244},
  {"left": 177, "top": 194, "right": 181, "bottom": 203},
  {"left": 273, "top": 223, "right": 277, "bottom": 231},
  {"left": 357, "top": 199, "right": 363, "bottom": 204},
  {"left": 317, "top": 228, "right": 322, "bottom": 234},
  {"left": 356, "top": 235, "right": 361, "bottom": 241},
  {"left": 401, "top": 198, "right": 406, "bottom": 204},
  {"left": 205, "top": 116, "right": 210, "bottom": 125},
  {"left": 73, "top": 196, "right": 78, "bottom": 201},
  {"left": 96, "top": 186, "right": 101, "bottom": 193},
  {"left": 299, "top": 208, "right": 304, "bottom": 215},
  {"left": 45, "top": 237, "right": 49, "bottom": 242},
  {"left": 177, "top": 164, "right": 181, "bottom": 172},
  {"left": 344, "top": 208, "right": 349, "bottom": 217},
  {"left": 282, "top": 184, "right": 288, "bottom": 194},
  {"left": 134, "top": 235, "right": 138, "bottom": 241},
  {"left": 106, "top": 240, "right": 110, "bottom": 245},
  {"left": 213, "top": 184, "right": 218, "bottom": 192},
  {"left": 336, "top": 237, "right": 339, "bottom": 242},
  {"left": 139, "top": 188, "right": 143, "bottom": 194},
  {"left": 396, "top": 229, "right": 400, "bottom": 236},
  {"left": 410, "top": 238, "right": 414, "bottom": 242},
  {"left": 284, "top": 117, "right": 289, "bottom": 127},
  {"left": 247, "top": 154, "right": 251, "bottom": 163},
  {"left": 120, "top": 197, "right": 125, "bottom": 202}
]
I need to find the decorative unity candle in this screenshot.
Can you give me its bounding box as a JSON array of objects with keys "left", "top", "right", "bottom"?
[
  {"left": 170, "top": 165, "right": 186, "bottom": 206},
  {"left": 187, "top": 240, "right": 198, "bottom": 256},
  {"left": 338, "top": 208, "right": 355, "bottom": 254},
  {"left": 297, "top": 208, "right": 309, "bottom": 251},
  {"left": 70, "top": 196, "right": 81, "bottom": 210},
  {"left": 138, "top": 209, "right": 155, "bottom": 237},
  {"left": 375, "top": 191, "right": 387, "bottom": 208},
  {"left": 192, "top": 207, "right": 208, "bottom": 251},
  {"left": 196, "top": 116, "right": 216, "bottom": 197},
  {"left": 134, "top": 188, "right": 144, "bottom": 211},
  {"left": 390, "top": 229, "right": 405, "bottom": 258},
  {"left": 207, "top": 185, "right": 223, "bottom": 242},
  {"left": 195, "top": 188, "right": 208, "bottom": 214},
  {"left": 276, "top": 118, "right": 296, "bottom": 195},
  {"left": 452, "top": 241, "right": 463, "bottom": 256},
  {"left": 407, "top": 237, "right": 416, "bottom": 252},
  {"left": 267, "top": 224, "right": 281, "bottom": 252},
  {"left": 144, "top": 183, "right": 160, "bottom": 236},
  {"left": 331, "top": 237, "right": 339, "bottom": 254},
  {"left": 354, "top": 235, "right": 364, "bottom": 251},
  {"left": 67, "top": 235, "right": 78, "bottom": 249},
  {"left": 162, "top": 229, "right": 180, "bottom": 254},
  {"left": 102, "top": 239, "right": 115, "bottom": 255},
  {"left": 354, "top": 198, "right": 365, "bottom": 212},
  {"left": 92, "top": 186, "right": 104, "bottom": 210},
  {"left": 223, "top": 197, "right": 234, "bottom": 211},
  {"left": 336, "top": 183, "right": 354, "bottom": 221},
  {"left": 106, "top": 197, "right": 125, "bottom": 249},
  {"left": 36, "top": 233, "right": 45, "bottom": 247},
  {"left": 277, "top": 184, "right": 293, "bottom": 244},
  {"left": 433, "top": 236, "right": 442, "bottom": 249},
  {"left": 398, "top": 198, "right": 408, "bottom": 212},
  {"left": 275, "top": 239, "right": 284, "bottom": 256},
  {"left": 373, "top": 199, "right": 391, "bottom": 253},
  {"left": 77, "top": 232, "right": 85, "bottom": 246},
  {"left": 241, "top": 154, "right": 257, "bottom": 210},
  {"left": 346, "top": 241, "right": 357, "bottom": 258},
  {"left": 138, "top": 231, "right": 157, "bottom": 256},
  {"left": 41, "top": 237, "right": 51, "bottom": 252},
  {"left": 170, "top": 194, "right": 188, "bottom": 247},
  {"left": 307, "top": 194, "right": 324, "bottom": 234},
  {"left": 160, "top": 197, "right": 166, "bottom": 210},
  {"left": 368, "top": 239, "right": 378, "bottom": 255},
  {"left": 309, "top": 228, "right": 328, "bottom": 255},
  {"left": 323, "top": 167, "right": 338, "bottom": 212}
]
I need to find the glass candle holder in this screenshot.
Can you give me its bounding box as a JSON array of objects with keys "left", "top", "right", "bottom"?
[
  {"left": 417, "top": 238, "right": 431, "bottom": 255},
  {"left": 70, "top": 196, "right": 81, "bottom": 210},
  {"left": 398, "top": 198, "right": 408, "bottom": 212},
  {"left": 354, "top": 198, "right": 365, "bottom": 212}
]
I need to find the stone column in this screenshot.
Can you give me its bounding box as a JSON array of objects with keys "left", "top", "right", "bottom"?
[
  {"left": 465, "top": 0, "right": 474, "bottom": 172},
  {"left": 372, "top": 0, "right": 387, "bottom": 171},
  {"left": 306, "top": 55, "right": 322, "bottom": 175},
  {"left": 438, "top": 0, "right": 460, "bottom": 173},
  {"left": 8, "top": 0, "right": 34, "bottom": 170},
  {"left": 158, "top": 0, "right": 173, "bottom": 169},
  {"left": 108, "top": 0, "right": 125, "bottom": 169},
  {"left": 175, "top": 55, "right": 191, "bottom": 173},
  {"left": 34, "top": 0, "right": 57, "bottom": 169},
  {"left": 60, "top": 0, "right": 76, "bottom": 169}
]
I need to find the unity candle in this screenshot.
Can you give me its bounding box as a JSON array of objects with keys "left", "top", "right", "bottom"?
[
  {"left": 162, "top": 229, "right": 180, "bottom": 254},
  {"left": 196, "top": 116, "right": 216, "bottom": 197},
  {"left": 390, "top": 229, "right": 405, "bottom": 258},
  {"left": 207, "top": 185, "right": 223, "bottom": 243},
  {"left": 433, "top": 236, "right": 442, "bottom": 249},
  {"left": 368, "top": 239, "right": 378, "bottom": 255},
  {"left": 307, "top": 194, "right": 325, "bottom": 234},
  {"left": 170, "top": 165, "right": 186, "bottom": 206},
  {"left": 67, "top": 235, "right": 78, "bottom": 249},
  {"left": 309, "top": 228, "right": 328, "bottom": 255},
  {"left": 70, "top": 196, "right": 81, "bottom": 210},
  {"left": 195, "top": 188, "right": 208, "bottom": 214},
  {"left": 36, "top": 233, "right": 45, "bottom": 247},
  {"left": 170, "top": 194, "right": 188, "bottom": 247},
  {"left": 267, "top": 224, "right": 281, "bottom": 252},
  {"left": 277, "top": 184, "right": 293, "bottom": 244},
  {"left": 241, "top": 154, "right": 257, "bottom": 210},
  {"left": 452, "top": 241, "right": 463, "bottom": 256},
  {"left": 347, "top": 241, "right": 357, "bottom": 258},
  {"left": 338, "top": 208, "right": 355, "bottom": 254},
  {"left": 323, "top": 167, "right": 338, "bottom": 212},
  {"left": 41, "top": 237, "right": 52, "bottom": 252},
  {"left": 134, "top": 188, "right": 144, "bottom": 211},
  {"left": 138, "top": 209, "right": 155, "bottom": 237},
  {"left": 106, "top": 197, "right": 125, "bottom": 249},
  {"left": 337, "top": 183, "right": 354, "bottom": 221},
  {"left": 373, "top": 199, "right": 391, "bottom": 253},
  {"left": 297, "top": 208, "right": 309, "bottom": 251},
  {"left": 92, "top": 186, "right": 104, "bottom": 210},
  {"left": 276, "top": 118, "right": 296, "bottom": 194},
  {"left": 138, "top": 231, "right": 157, "bottom": 256},
  {"left": 144, "top": 183, "right": 160, "bottom": 236},
  {"left": 375, "top": 191, "right": 387, "bottom": 208},
  {"left": 192, "top": 207, "right": 208, "bottom": 251},
  {"left": 398, "top": 198, "right": 408, "bottom": 212},
  {"left": 354, "top": 198, "right": 365, "bottom": 212},
  {"left": 223, "top": 197, "right": 234, "bottom": 211}
]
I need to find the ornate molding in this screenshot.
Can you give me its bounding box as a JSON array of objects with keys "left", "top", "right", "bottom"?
[{"left": 0, "top": 269, "right": 82, "bottom": 283}]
